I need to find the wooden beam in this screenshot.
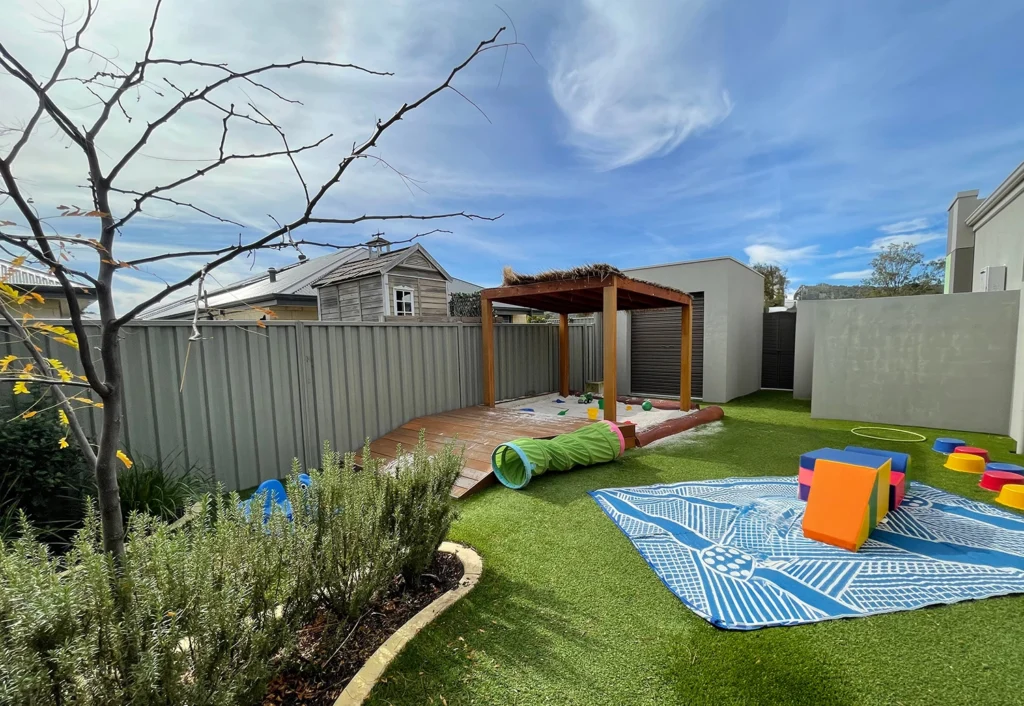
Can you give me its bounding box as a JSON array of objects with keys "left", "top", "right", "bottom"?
[
  {"left": 481, "top": 276, "right": 612, "bottom": 303},
  {"left": 680, "top": 303, "right": 692, "bottom": 411},
  {"left": 603, "top": 282, "right": 617, "bottom": 423},
  {"left": 559, "top": 313, "right": 570, "bottom": 397},
  {"left": 482, "top": 297, "right": 495, "bottom": 406},
  {"left": 614, "top": 275, "right": 692, "bottom": 307}
]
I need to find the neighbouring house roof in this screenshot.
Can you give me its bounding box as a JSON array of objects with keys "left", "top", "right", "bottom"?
[
  {"left": 312, "top": 244, "right": 452, "bottom": 288},
  {"left": 966, "top": 159, "right": 1024, "bottom": 229},
  {"left": 144, "top": 248, "right": 368, "bottom": 319},
  {"left": 0, "top": 258, "right": 96, "bottom": 297}
]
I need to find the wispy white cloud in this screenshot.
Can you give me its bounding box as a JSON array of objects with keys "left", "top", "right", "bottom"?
[
  {"left": 548, "top": 0, "right": 731, "bottom": 170},
  {"left": 744, "top": 243, "right": 818, "bottom": 266},
  {"left": 879, "top": 218, "right": 929, "bottom": 234},
  {"left": 834, "top": 232, "right": 945, "bottom": 257},
  {"left": 829, "top": 269, "right": 872, "bottom": 280}
]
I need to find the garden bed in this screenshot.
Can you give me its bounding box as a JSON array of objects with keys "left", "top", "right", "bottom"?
[{"left": 264, "top": 550, "right": 464, "bottom": 705}]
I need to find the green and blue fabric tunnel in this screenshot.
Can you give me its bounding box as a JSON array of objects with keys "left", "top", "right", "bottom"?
[{"left": 491, "top": 420, "right": 626, "bottom": 489}]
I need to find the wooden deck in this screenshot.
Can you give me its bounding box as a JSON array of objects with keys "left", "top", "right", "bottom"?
[{"left": 362, "top": 406, "right": 602, "bottom": 498}]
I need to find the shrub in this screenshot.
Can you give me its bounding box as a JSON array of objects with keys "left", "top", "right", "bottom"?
[
  {"left": 0, "top": 497, "right": 299, "bottom": 706},
  {"left": 288, "top": 443, "right": 403, "bottom": 621},
  {"left": 0, "top": 398, "right": 91, "bottom": 543},
  {"left": 0, "top": 435, "right": 464, "bottom": 705},
  {"left": 385, "top": 433, "right": 464, "bottom": 583},
  {"left": 117, "top": 453, "right": 214, "bottom": 522},
  {"left": 448, "top": 291, "right": 481, "bottom": 317}
]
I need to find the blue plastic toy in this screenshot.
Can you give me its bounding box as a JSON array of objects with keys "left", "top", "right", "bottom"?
[
  {"left": 932, "top": 437, "right": 966, "bottom": 454},
  {"left": 987, "top": 462, "right": 1024, "bottom": 476},
  {"left": 241, "top": 478, "right": 293, "bottom": 521}
]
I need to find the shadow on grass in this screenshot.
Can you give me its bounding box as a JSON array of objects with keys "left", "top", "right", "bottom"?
[
  {"left": 366, "top": 568, "right": 594, "bottom": 705},
  {"left": 665, "top": 622, "right": 861, "bottom": 706}
]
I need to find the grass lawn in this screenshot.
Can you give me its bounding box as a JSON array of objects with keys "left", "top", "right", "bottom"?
[{"left": 367, "top": 392, "right": 1024, "bottom": 706}]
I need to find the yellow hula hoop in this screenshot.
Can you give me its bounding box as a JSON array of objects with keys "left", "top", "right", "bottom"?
[{"left": 851, "top": 426, "right": 926, "bottom": 443}]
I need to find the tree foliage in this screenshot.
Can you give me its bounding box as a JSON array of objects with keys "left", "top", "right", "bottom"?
[
  {"left": 794, "top": 283, "right": 879, "bottom": 301},
  {"left": 752, "top": 262, "right": 788, "bottom": 308},
  {"left": 862, "top": 243, "right": 943, "bottom": 296}
]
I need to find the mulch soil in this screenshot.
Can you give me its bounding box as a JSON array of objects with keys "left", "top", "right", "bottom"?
[{"left": 263, "top": 551, "right": 463, "bottom": 705}]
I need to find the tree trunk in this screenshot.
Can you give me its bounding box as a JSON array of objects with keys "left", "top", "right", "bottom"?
[{"left": 95, "top": 326, "right": 125, "bottom": 558}]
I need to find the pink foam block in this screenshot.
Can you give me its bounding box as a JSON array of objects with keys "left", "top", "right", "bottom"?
[
  {"left": 890, "top": 471, "right": 906, "bottom": 509},
  {"left": 798, "top": 467, "right": 814, "bottom": 486}
]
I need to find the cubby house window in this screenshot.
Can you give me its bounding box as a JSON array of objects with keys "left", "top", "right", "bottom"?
[{"left": 393, "top": 287, "right": 415, "bottom": 316}]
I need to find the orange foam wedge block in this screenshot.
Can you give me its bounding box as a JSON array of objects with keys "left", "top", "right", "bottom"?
[{"left": 802, "top": 459, "right": 879, "bottom": 552}]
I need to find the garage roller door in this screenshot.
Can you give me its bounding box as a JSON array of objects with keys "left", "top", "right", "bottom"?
[{"left": 630, "top": 293, "right": 704, "bottom": 398}]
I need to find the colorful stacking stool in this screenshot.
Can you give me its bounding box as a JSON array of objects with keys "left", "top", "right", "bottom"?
[
  {"left": 845, "top": 446, "right": 910, "bottom": 510},
  {"left": 798, "top": 448, "right": 892, "bottom": 525},
  {"left": 944, "top": 452, "right": 986, "bottom": 474},
  {"left": 980, "top": 470, "right": 1024, "bottom": 492},
  {"left": 802, "top": 460, "right": 882, "bottom": 552},
  {"left": 798, "top": 446, "right": 888, "bottom": 518},
  {"left": 954, "top": 446, "right": 989, "bottom": 463},
  {"left": 996, "top": 484, "right": 1024, "bottom": 510},
  {"left": 987, "top": 462, "right": 1024, "bottom": 476},
  {"left": 933, "top": 437, "right": 966, "bottom": 454}
]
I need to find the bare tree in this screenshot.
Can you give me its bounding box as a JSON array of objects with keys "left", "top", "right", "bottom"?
[{"left": 0, "top": 0, "right": 521, "bottom": 558}]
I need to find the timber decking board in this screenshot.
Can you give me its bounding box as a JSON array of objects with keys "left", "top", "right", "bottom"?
[{"left": 363, "top": 405, "right": 594, "bottom": 498}]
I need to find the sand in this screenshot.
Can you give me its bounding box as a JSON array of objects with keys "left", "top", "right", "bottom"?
[{"left": 497, "top": 393, "right": 689, "bottom": 432}]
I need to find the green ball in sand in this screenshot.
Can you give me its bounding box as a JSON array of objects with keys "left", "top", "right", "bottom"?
[{"left": 641, "top": 400, "right": 653, "bottom": 411}]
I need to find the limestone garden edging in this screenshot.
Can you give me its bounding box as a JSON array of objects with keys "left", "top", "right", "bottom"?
[{"left": 333, "top": 541, "right": 483, "bottom": 706}]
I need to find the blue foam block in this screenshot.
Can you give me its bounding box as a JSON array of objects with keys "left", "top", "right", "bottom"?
[
  {"left": 845, "top": 446, "right": 910, "bottom": 474},
  {"left": 933, "top": 437, "right": 966, "bottom": 454},
  {"left": 799, "top": 448, "right": 890, "bottom": 472},
  {"left": 987, "top": 462, "right": 1024, "bottom": 476}
]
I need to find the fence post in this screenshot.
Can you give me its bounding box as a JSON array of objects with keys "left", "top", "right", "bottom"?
[
  {"left": 456, "top": 321, "right": 466, "bottom": 409},
  {"left": 293, "top": 320, "right": 313, "bottom": 470}
]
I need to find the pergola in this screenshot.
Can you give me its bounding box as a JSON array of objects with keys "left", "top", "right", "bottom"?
[{"left": 480, "top": 270, "right": 693, "bottom": 423}]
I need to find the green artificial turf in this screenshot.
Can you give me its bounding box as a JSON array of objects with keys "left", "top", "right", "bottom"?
[{"left": 367, "top": 392, "right": 1024, "bottom": 706}]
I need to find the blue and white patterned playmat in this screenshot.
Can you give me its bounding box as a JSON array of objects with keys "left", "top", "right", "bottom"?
[{"left": 590, "top": 477, "right": 1024, "bottom": 630}]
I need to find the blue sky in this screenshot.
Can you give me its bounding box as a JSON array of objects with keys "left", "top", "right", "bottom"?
[{"left": 3, "top": 0, "right": 1024, "bottom": 309}]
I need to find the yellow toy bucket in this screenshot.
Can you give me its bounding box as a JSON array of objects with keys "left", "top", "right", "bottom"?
[
  {"left": 996, "top": 484, "right": 1024, "bottom": 510},
  {"left": 587, "top": 407, "right": 599, "bottom": 420},
  {"left": 944, "top": 452, "right": 986, "bottom": 474}
]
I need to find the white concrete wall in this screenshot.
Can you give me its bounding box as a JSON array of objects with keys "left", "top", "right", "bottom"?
[
  {"left": 1009, "top": 288, "right": 1024, "bottom": 452},
  {"left": 972, "top": 188, "right": 1024, "bottom": 292},
  {"left": 792, "top": 299, "right": 822, "bottom": 400},
  {"left": 810, "top": 291, "right": 1019, "bottom": 434},
  {"left": 622, "top": 258, "right": 763, "bottom": 403},
  {"left": 727, "top": 264, "right": 764, "bottom": 398}
]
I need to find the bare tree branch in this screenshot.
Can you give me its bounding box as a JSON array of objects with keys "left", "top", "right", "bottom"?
[
  {"left": 108, "top": 188, "right": 246, "bottom": 228},
  {"left": 104, "top": 57, "right": 390, "bottom": 183},
  {"left": 110, "top": 133, "right": 332, "bottom": 229}
]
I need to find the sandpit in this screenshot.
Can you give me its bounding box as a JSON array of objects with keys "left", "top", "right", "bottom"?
[{"left": 497, "top": 393, "right": 693, "bottom": 432}]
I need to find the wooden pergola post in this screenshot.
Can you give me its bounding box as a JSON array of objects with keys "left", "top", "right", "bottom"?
[
  {"left": 680, "top": 302, "right": 692, "bottom": 410},
  {"left": 603, "top": 281, "right": 618, "bottom": 423},
  {"left": 558, "top": 313, "right": 570, "bottom": 398},
  {"left": 482, "top": 296, "right": 495, "bottom": 406}
]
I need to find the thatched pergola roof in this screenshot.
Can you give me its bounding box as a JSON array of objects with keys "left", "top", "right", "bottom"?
[{"left": 483, "top": 263, "right": 689, "bottom": 314}]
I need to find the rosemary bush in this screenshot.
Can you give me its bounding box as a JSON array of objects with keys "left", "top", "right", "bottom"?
[{"left": 0, "top": 435, "right": 464, "bottom": 705}]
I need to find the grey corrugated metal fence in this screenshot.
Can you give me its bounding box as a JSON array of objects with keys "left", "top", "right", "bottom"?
[{"left": 0, "top": 320, "right": 599, "bottom": 491}]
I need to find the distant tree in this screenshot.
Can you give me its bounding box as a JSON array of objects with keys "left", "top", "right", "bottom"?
[
  {"left": 862, "top": 243, "right": 942, "bottom": 297},
  {"left": 752, "top": 263, "right": 788, "bottom": 309},
  {"left": 794, "top": 283, "right": 878, "bottom": 301}
]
